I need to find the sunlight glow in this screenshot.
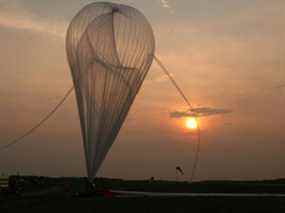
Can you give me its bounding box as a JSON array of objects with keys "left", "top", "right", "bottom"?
[{"left": 186, "top": 117, "right": 198, "bottom": 130}]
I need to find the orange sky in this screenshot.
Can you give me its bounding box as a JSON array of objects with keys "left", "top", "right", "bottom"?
[{"left": 0, "top": 0, "right": 284, "bottom": 181}]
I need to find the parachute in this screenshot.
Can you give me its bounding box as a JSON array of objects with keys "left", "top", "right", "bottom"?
[
  {"left": 176, "top": 166, "right": 184, "bottom": 176},
  {"left": 66, "top": 2, "right": 155, "bottom": 181}
]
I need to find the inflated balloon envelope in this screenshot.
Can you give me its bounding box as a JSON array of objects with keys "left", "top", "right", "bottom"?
[{"left": 66, "top": 2, "right": 155, "bottom": 181}]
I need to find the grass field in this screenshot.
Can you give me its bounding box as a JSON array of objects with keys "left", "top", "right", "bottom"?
[{"left": 4, "top": 176, "right": 285, "bottom": 193}]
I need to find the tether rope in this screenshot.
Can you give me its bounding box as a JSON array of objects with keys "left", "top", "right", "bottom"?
[
  {"left": 0, "top": 86, "right": 74, "bottom": 151},
  {"left": 154, "top": 55, "right": 201, "bottom": 182}
]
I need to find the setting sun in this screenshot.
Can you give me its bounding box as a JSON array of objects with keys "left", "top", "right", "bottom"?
[{"left": 186, "top": 117, "right": 198, "bottom": 130}]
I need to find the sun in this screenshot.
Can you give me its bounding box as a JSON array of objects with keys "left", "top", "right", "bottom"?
[{"left": 186, "top": 117, "right": 198, "bottom": 130}]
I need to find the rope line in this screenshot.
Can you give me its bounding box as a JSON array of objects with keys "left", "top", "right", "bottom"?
[
  {"left": 154, "top": 56, "right": 193, "bottom": 109},
  {"left": 0, "top": 86, "right": 74, "bottom": 151},
  {"left": 154, "top": 55, "right": 201, "bottom": 182},
  {"left": 190, "top": 122, "right": 201, "bottom": 182}
]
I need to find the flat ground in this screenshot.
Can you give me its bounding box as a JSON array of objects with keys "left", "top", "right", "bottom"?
[{"left": 1, "top": 176, "right": 285, "bottom": 212}]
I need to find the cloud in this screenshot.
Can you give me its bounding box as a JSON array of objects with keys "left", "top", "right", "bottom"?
[
  {"left": 170, "top": 107, "right": 232, "bottom": 118},
  {"left": 0, "top": 3, "right": 67, "bottom": 38},
  {"left": 160, "top": 0, "right": 170, "bottom": 8},
  {"left": 159, "top": 0, "right": 174, "bottom": 14}
]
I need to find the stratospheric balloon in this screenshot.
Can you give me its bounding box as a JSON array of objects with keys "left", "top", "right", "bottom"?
[{"left": 66, "top": 2, "right": 155, "bottom": 180}]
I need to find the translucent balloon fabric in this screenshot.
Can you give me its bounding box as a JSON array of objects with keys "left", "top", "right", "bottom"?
[{"left": 66, "top": 2, "right": 155, "bottom": 180}]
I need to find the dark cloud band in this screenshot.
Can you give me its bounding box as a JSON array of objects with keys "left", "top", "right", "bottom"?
[{"left": 170, "top": 107, "right": 232, "bottom": 118}]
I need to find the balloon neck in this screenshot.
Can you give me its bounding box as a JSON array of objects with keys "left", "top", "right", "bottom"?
[{"left": 86, "top": 177, "right": 95, "bottom": 191}]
